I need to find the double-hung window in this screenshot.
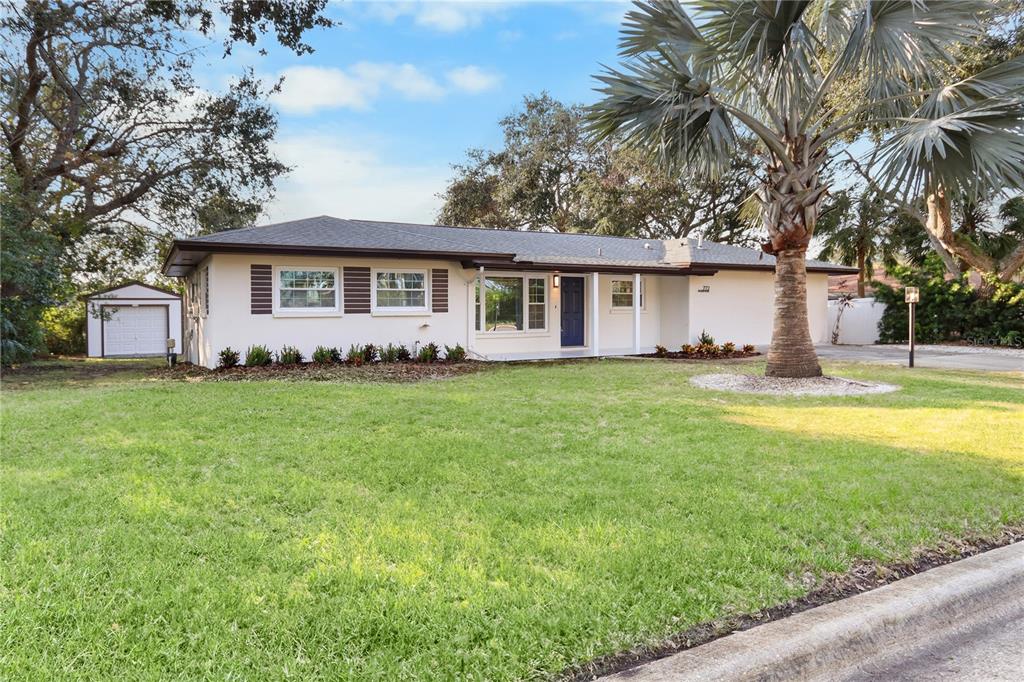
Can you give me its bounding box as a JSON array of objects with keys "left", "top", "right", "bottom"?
[
  {"left": 475, "top": 275, "right": 547, "bottom": 332},
  {"left": 611, "top": 278, "right": 645, "bottom": 310},
  {"left": 373, "top": 270, "right": 428, "bottom": 313},
  {"left": 277, "top": 268, "right": 338, "bottom": 313}
]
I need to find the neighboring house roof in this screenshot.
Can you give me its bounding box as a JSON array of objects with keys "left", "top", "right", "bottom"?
[
  {"left": 80, "top": 279, "right": 182, "bottom": 300},
  {"left": 163, "top": 216, "right": 858, "bottom": 277},
  {"left": 828, "top": 272, "right": 902, "bottom": 297}
]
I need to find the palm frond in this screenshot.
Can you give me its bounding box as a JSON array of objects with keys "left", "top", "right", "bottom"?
[
  {"left": 919, "top": 55, "right": 1024, "bottom": 118},
  {"left": 876, "top": 102, "right": 1024, "bottom": 200},
  {"left": 588, "top": 50, "right": 737, "bottom": 179},
  {"left": 832, "top": 0, "right": 988, "bottom": 114}
]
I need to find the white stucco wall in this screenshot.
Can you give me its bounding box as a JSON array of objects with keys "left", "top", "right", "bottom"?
[
  {"left": 197, "top": 254, "right": 471, "bottom": 368},
  {"left": 188, "top": 256, "right": 832, "bottom": 365},
  {"left": 658, "top": 275, "right": 690, "bottom": 348},
  {"left": 685, "top": 270, "right": 829, "bottom": 346},
  {"left": 86, "top": 284, "right": 182, "bottom": 358},
  {"left": 828, "top": 297, "right": 885, "bottom": 345}
]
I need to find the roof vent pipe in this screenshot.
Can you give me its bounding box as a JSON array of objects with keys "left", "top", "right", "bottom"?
[{"left": 697, "top": 233, "right": 705, "bottom": 249}]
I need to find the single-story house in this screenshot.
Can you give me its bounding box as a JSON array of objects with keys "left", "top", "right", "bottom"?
[
  {"left": 162, "top": 216, "right": 856, "bottom": 368},
  {"left": 84, "top": 281, "right": 183, "bottom": 358}
]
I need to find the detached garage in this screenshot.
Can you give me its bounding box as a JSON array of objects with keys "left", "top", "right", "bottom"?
[{"left": 84, "top": 281, "right": 182, "bottom": 358}]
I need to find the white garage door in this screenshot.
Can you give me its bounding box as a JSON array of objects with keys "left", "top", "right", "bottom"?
[{"left": 103, "top": 306, "right": 167, "bottom": 356}]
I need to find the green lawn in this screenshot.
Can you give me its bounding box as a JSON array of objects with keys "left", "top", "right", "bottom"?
[{"left": 2, "top": 360, "right": 1022, "bottom": 680}]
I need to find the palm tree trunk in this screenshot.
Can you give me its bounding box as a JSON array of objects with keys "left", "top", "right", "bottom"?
[
  {"left": 857, "top": 248, "right": 866, "bottom": 298},
  {"left": 766, "top": 249, "right": 822, "bottom": 378}
]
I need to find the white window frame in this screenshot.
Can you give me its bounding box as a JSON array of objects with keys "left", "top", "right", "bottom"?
[
  {"left": 476, "top": 273, "right": 548, "bottom": 335},
  {"left": 371, "top": 268, "right": 430, "bottom": 316},
  {"left": 610, "top": 277, "right": 646, "bottom": 312},
  {"left": 272, "top": 265, "right": 341, "bottom": 317}
]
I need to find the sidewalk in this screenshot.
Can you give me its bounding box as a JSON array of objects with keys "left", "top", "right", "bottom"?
[
  {"left": 603, "top": 541, "right": 1024, "bottom": 681},
  {"left": 813, "top": 344, "right": 1024, "bottom": 372}
]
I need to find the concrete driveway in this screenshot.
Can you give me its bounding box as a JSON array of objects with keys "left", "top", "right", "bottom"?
[{"left": 813, "top": 344, "right": 1024, "bottom": 372}]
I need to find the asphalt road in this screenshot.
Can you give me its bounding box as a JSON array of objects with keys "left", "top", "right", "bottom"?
[
  {"left": 843, "top": 601, "right": 1024, "bottom": 681},
  {"left": 814, "top": 344, "right": 1024, "bottom": 372}
]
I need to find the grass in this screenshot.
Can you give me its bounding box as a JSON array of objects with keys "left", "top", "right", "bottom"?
[{"left": 2, "top": 359, "right": 1022, "bottom": 680}]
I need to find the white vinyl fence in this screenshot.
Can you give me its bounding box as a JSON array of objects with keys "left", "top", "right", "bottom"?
[{"left": 828, "top": 297, "right": 886, "bottom": 345}]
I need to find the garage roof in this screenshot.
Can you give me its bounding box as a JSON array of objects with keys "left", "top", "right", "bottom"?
[{"left": 82, "top": 280, "right": 181, "bottom": 299}]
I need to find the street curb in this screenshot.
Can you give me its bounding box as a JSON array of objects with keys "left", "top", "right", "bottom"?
[{"left": 603, "top": 541, "right": 1024, "bottom": 681}]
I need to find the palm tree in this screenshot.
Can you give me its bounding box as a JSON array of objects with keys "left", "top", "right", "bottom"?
[
  {"left": 815, "top": 188, "right": 909, "bottom": 298},
  {"left": 588, "top": 1, "right": 1024, "bottom": 377}
]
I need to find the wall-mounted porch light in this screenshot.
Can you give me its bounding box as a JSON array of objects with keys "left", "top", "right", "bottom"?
[{"left": 552, "top": 274, "right": 560, "bottom": 287}]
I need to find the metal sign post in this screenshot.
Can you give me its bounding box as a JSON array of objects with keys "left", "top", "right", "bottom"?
[{"left": 905, "top": 287, "right": 919, "bottom": 368}]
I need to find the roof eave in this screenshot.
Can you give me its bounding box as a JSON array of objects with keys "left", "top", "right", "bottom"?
[
  {"left": 162, "top": 240, "right": 519, "bottom": 276},
  {"left": 697, "top": 261, "right": 860, "bottom": 275}
]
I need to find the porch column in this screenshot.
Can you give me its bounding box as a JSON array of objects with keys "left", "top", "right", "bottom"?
[
  {"left": 632, "top": 273, "right": 641, "bottom": 354},
  {"left": 478, "top": 267, "right": 485, "bottom": 333},
  {"left": 591, "top": 272, "right": 600, "bottom": 357}
]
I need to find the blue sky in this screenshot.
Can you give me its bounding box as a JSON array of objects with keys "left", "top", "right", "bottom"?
[{"left": 206, "top": 1, "right": 632, "bottom": 225}]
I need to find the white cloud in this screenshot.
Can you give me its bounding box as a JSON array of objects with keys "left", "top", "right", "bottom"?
[
  {"left": 497, "top": 29, "right": 522, "bottom": 43},
  {"left": 446, "top": 66, "right": 501, "bottom": 94},
  {"left": 271, "top": 66, "right": 375, "bottom": 113},
  {"left": 272, "top": 62, "right": 499, "bottom": 115},
  {"left": 358, "top": 1, "right": 512, "bottom": 33},
  {"left": 350, "top": 62, "right": 445, "bottom": 100},
  {"left": 266, "top": 132, "right": 448, "bottom": 224}
]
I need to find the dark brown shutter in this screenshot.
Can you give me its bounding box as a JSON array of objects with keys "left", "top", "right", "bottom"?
[
  {"left": 431, "top": 268, "right": 448, "bottom": 313},
  {"left": 250, "top": 264, "right": 272, "bottom": 314},
  {"left": 343, "top": 267, "right": 371, "bottom": 313}
]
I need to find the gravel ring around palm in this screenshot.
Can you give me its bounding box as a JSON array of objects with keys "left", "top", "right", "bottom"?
[{"left": 691, "top": 373, "right": 900, "bottom": 396}]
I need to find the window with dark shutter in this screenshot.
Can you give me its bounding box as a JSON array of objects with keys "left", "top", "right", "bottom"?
[
  {"left": 250, "top": 264, "right": 272, "bottom": 314},
  {"left": 203, "top": 267, "right": 210, "bottom": 317},
  {"left": 343, "top": 267, "right": 371, "bottom": 313},
  {"left": 431, "top": 268, "right": 448, "bottom": 313}
]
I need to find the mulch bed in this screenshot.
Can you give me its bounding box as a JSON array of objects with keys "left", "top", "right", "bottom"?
[
  {"left": 566, "top": 525, "right": 1024, "bottom": 681},
  {"left": 639, "top": 350, "right": 761, "bottom": 361},
  {"left": 155, "top": 360, "right": 488, "bottom": 384}
]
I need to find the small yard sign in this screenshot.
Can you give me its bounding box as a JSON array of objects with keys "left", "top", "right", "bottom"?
[{"left": 905, "top": 287, "right": 920, "bottom": 367}]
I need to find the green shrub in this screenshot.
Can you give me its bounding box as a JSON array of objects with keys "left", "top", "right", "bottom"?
[
  {"left": 681, "top": 343, "right": 695, "bottom": 355},
  {"left": 379, "top": 343, "right": 400, "bottom": 363},
  {"left": 654, "top": 344, "right": 668, "bottom": 357},
  {"left": 40, "top": 304, "right": 87, "bottom": 356},
  {"left": 312, "top": 345, "right": 339, "bottom": 364},
  {"left": 697, "top": 329, "right": 715, "bottom": 345},
  {"left": 874, "top": 255, "right": 1024, "bottom": 345},
  {"left": 396, "top": 344, "right": 412, "bottom": 362},
  {"left": 444, "top": 344, "right": 466, "bottom": 362},
  {"left": 742, "top": 344, "right": 755, "bottom": 354},
  {"left": 346, "top": 344, "right": 365, "bottom": 365},
  {"left": 218, "top": 347, "right": 240, "bottom": 369},
  {"left": 416, "top": 342, "right": 439, "bottom": 363},
  {"left": 722, "top": 342, "right": 736, "bottom": 354},
  {"left": 699, "top": 342, "right": 720, "bottom": 357},
  {"left": 1001, "top": 330, "right": 1023, "bottom": 347},
  {"left": 245, "top": 344, "right": 272, "bottom": 367},
  {"left": 277, "top": 345, "right": 303, "bottom": 365},
  {"left": 362, "top": 343, "right": 378, "bottom": 363}
]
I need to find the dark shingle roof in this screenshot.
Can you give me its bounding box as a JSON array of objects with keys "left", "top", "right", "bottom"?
[{"left": 168, "top": 216, "right": 855, "bottom": 274}]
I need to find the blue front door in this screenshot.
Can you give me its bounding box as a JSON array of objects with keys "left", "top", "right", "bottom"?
[{"left": 560, "top": 277, "right": 585, "bottom": 346}]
